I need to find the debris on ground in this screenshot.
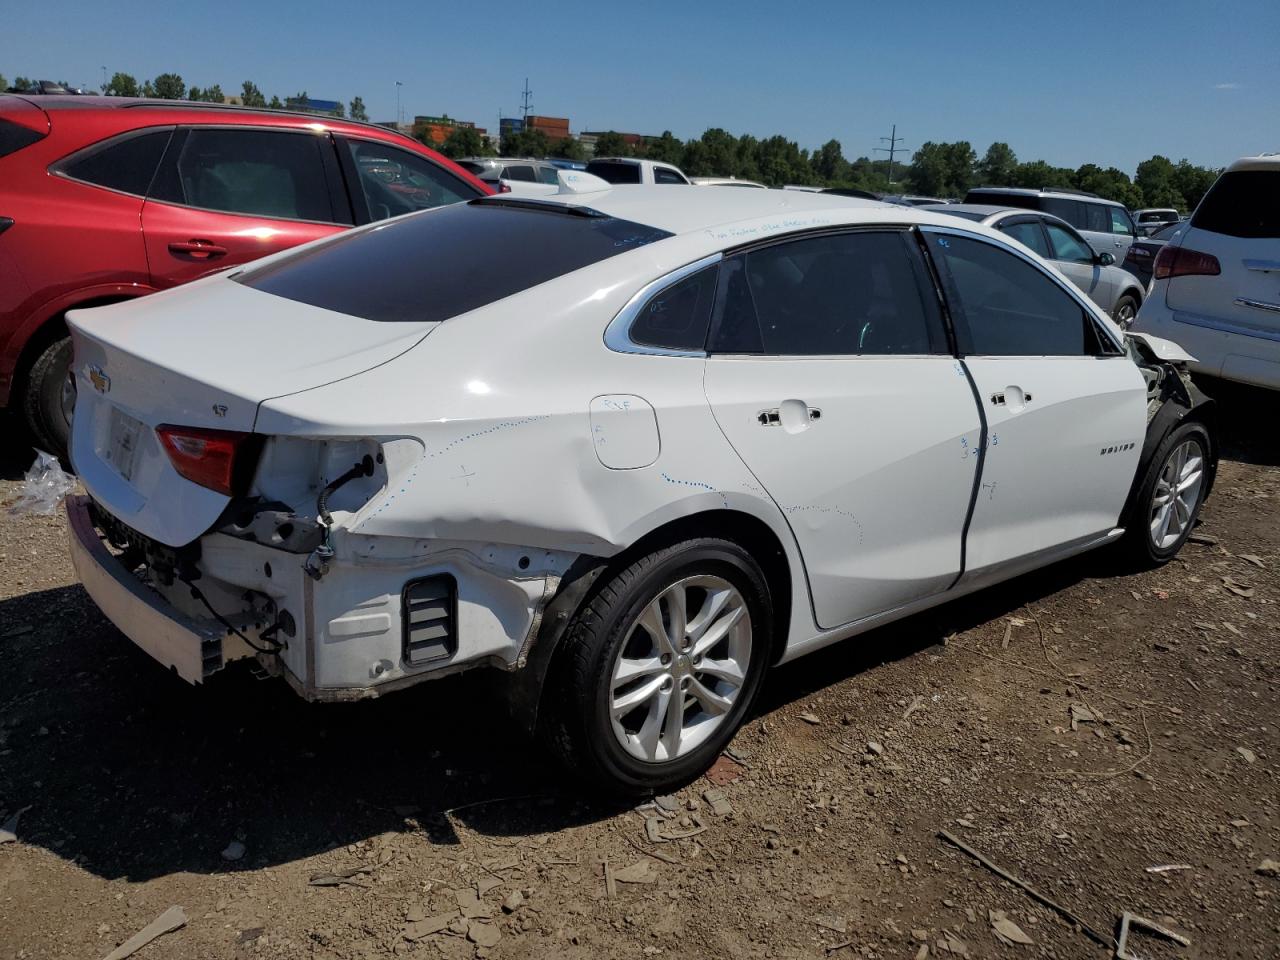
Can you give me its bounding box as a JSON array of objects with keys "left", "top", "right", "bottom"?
[
  {"left": 7, "top": 451, "right": 76, "bottom": 517},
  {"left": 814, "top": 915, "right": 847, "bottom": 933},
  {"left": 866, "top": 741, "right": 884, "bottom": 757},
  {"left": 654, "top": 794, "right": 680, "bottom": 813},
  {"left": 935, "top": 930, "right": 969, "bottom": 955},
  {"left": 702, "top": 788, "right": 732, "bottom": 817},
  {"left": 1221, "top": 576, "right": 1255, "bottom": 598},
  {"left": 1237, "top": 746, "right": 1257, "bottom": 764},
  {"left": 402, "top": 913, "right": 456, "bottom": 941},
  {"left": 501, "top": 890, "right": 524, "bottom": 913},
  {"left": 989, "top": 910, "right": 1033, "bottom": 946},
  {"left": 220, "top": 840, "right": 246, "bottom": 862},
  {"left": 101, "top": 906, "right": 187, "bottom": 960},
  {"left": 798, "top": 711, "right": 822, "bottom": 725},
  {"left": 1145, "top": 864, "right": 1192, "bottom": 873},
  {"left": 645, "top": 813, "right": 707, "bottom": 842},
  {"left": 1069, "top": 703, "right": 1097, "bottom": 731},
  {"left": 1237, "top": 553, "right": 1266, "bottom": 568},
  {"left": 613, "top": 859, "right": 658, "bottom": 885},
  {"left": 1116, "top": 912, "right": 1191, "bottom": 960},
  {"left": 705, "top": 752, "right": 746, "bottom": 785},
  {"left": 456, "top": 888, "right": 493, "bottom": 918},
  {"left": 0, "top": 805, "right": 31, "bottom": 844},
  {"left": 903, "top": 695, "right": 926, "bottom": 720},
  {"left": 467, "top": 919, "right": 501, "bottom": 947},
  {"left": 308, "top": 864, "right": 373, "bottom": 887},
  {"left": 1256, "top": 859, "right": 1279, "bottom": 878}
]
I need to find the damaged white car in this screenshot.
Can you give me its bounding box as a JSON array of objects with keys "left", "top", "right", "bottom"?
[{"left": 66, "top": 184, "right": 1216, "bottom": 793}]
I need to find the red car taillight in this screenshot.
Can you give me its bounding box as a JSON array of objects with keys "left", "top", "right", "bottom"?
[
  {"left": 497, "top": 181, "right": 512, "bottom": 194},
  {"left": 156, "top": 425, "right": 260, "bottom": 496},
  {"left": 1153, "top": 245, "right": 1221, "bottom": 281}
]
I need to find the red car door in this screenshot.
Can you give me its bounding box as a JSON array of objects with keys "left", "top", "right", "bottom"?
[{"left": 141, "top": 126, "right": 351, "bottom": 288}]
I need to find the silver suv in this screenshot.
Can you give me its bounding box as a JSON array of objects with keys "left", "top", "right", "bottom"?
[
  {"left": 456, "top": 157, "right": 562, "bottom": 189},
  {"left": 965, "top": 187, "right": 1137, "bottom": 260}
]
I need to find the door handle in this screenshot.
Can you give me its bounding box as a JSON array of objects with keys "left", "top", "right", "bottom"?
[
  {"left": 991, "top": 387, "right": 1032, "bottom": 408},
  {"left": 759, "top": 401, "right": 822, "bottom": 430},
  {"left": 168, "top": 240, "right": 228, "bottom": 259}
]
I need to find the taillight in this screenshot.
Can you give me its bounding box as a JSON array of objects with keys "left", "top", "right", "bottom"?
[
  {"left": 1153, "top": 245, "right": 1221, "bottom": 281},
  {"left": 156, "top": 425, "right": 260, "bottom": 496},
  {"left": 496, "top": 181, "right": 512, "bottom": 194}
]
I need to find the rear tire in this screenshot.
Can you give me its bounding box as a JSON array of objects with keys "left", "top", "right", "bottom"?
[
  {"left": 1112, "top": 294, "right": 1139, "bottom": 329},
  {"left": 21, "top": 335, "right": 74, "bottom": 462},
  {"left": 1123, "top": 421, "right": 1210, "bottom": 565},
  {"left": 541, "top": 537, "right": 772, "bottom": 796}
]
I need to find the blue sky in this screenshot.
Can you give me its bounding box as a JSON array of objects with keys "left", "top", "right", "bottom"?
[{"left": 4, "top": 0, "right": 1276, "bottom": 174}]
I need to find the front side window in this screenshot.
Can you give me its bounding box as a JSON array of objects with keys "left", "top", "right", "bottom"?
[
  {"left": 153, "top": 128, "right": 337, "bottom": 222},
  {"left": 59, "top": 128, "right": 173, "bottom": 196},
  {"left": 1192, "top": 170, "right": 1280, "bottom": 239},
  {"left": 708, "top": 231, "right": 945, "bottom": 356},
  {"left": 931, "top": 233, "right": 1112, "bottom": 356},
  {"left": 999, "top": 220, "right": 1050, "bottom": 258},
  {"left": 1108, "top": 206, "right": 1135, "bottom": 235},
  {"left": 504, "top": 165, "right": 537, "bottom": 182},
  {"left": 629, "top": 266, "right": 717, "bottom": 351},
  {"left": 1044, "top": 222, "right": 1094, "bottom": 263},
  {"left": 653, "top": 166, "right": 687, "bottom": 185},
  {"left": 345, "top": 139, "right": 476, "bottom": 221}
]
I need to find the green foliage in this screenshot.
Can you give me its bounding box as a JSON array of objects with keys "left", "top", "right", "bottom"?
[
  {"left": 1074, "top": 163, "right": 1142, "bottom": 209},
  {"left": 644, "top": 131, "right": 684, "bottom": 165},
  {"left": 241, "top": 81, "right": 267, "bottom": 108},
  {"left": 1171, "top": 159, "right": 1218, "bottom": 211},
  {"left": 13, "top": 76, "right": 34, "bottom": 92},
  {"left": 292, "top": 91, "right": 310, "bottom": 110},
  {"left": 1008, "top": 158, "right": 1077, "bottom": 190},
  {"left": 437, "top": 125, "right": 487, "bottom": 159},
  {"left": 811, "top": 139, "right": 849, "bottom": 183},
  {"left": 591, "top": 131, "right": 632, "bottom": 158},
  {"left": 0, "top": 75, "right": 6, "bottom": 92},
  {"left": 975, "top": 142, "right": 1017, "bottom": 186},
  {"left": 756, "top": 135, "right": 812, "bottom": 187},
  {"left": 550, "top": 137, "right": 586, "bottom": 162},
  {"left": 150, "top": 73, "right": 185, "bottom": 99},
  {"left": 908, "top": 141, "right": 976, "bottom": 197},
  {"left": 500, "top": 128, "right": 550, "bottom": 158},
  {"left": 268, "top": 95, "right": 282, "bottom": 109},
  {"left": 349, "top": 96, "right": 368, "bottom": 121},
  {"left": 105, "top": 72, "right": 139, "bottom": 97},
  {"left": 329, "top": 102, "right": 344, "bottom": 118},
  {"left": 187, "top": 84, "right": 225, "bottom": 103}
]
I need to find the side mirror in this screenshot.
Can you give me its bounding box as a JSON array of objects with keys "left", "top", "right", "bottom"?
[{"left": 1097, "top": 251, "right": 1116, "bottom": 267}]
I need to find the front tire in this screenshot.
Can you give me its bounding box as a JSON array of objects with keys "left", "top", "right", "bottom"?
[
  {"left": 541, "top": 537, "right": 772, "bottom": 795},
  {"left": 1124, "top": 421, "right": 1210, "bottom": 564},
  {"left": 21, "top": 335, "right": 74, "bottom": 461},
  {"left": 1112, "top": 293, "right": 1139, "bottom": 329}
]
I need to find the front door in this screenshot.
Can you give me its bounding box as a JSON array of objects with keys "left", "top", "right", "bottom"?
[
  {"left": 1042, "top": 220, "right": 1115, "bottom": 309},
  {"left": 924, "top": 229, "right": 1146, "bottom": 585},
  {"left": 141, "top": 126, "right": 351, "bottom": 289},
  {"left": 702, "top": 229, "right": 981, "bottom": 629}
]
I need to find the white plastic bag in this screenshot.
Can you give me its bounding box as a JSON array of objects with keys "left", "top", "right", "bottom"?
[{"left": 7, "top": 450, "right": 76, "bottom": 517}]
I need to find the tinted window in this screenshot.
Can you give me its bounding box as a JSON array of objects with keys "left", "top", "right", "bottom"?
[
  {"left": 238, "top": 201, "right": 672, "bottom": 323},
  {"left": 1109, "top": 206, "right": 1136, "bottom": 234},
  {"left": 1192, "top": 170, "right": 1280, "bottom": 239},
  {"left": 536, "top": 165, "right": 560, "bottom": 185},
  {"left": 1041, "top": 197, "right": 1086, "bottom": 229},
  {"left": 0, "top": 117, "right": 48, "bottom": 158},
  {"left": 346, "top": 139, "right": 476, "bottom": 221},
  {"left": 932, "top": 234, "right": 1106, "bottom": 356},
  {"left": 653, "top": 166, "right": 686, "bottom": 185},
  {"left": 937, "top": 209, "right": 987, "bottom": 222},
  {"left": 1153, "top": 221, "right": 1183, "bottom": 241},
  {"left": 1083, "top": 203, "right": 1110, "bottom": 233},
  {"left": 630, "top": 266, "right": 717, "bottom": 351},
  {"left": 587, "top": 160, "right": 642, "bottom": 184},
  {"left": 505, "top": 165, "right": 537, "bottom": 182},
  {"left": 1044, "top": 222, "right": 1094, "bottom": 263},
  {"left": 999, "top": 220, "right": 1050, "bottom": 257},
  {"left": 964, "top": 191, "right": 1036, "bottom": 211},
  {"left": 154, "top": 129, "right": 337, "bottom": 222},
  {"left": 455, "top": 160, "right": 485, "bottom": 175},
  {"left": 60, "top": 129, "right": 172, "bottom": 196},
  {"left": 1138, "top": 210, "right": 1173, "bottom": 223},
  {"left": 709, "top": 231, "right": 944, "bottom": 356}
]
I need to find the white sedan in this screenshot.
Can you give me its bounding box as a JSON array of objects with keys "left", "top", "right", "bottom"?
[{"left": 66, "top": 185, "right": 1216, "bottom": 793}]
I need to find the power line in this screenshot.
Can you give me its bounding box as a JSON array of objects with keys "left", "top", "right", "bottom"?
[
  {"left": 874, "top": 124, "right": 907, "bottom": 186},
  {"left": 520, "top": 78, "right": 533, "bottom": 123}
]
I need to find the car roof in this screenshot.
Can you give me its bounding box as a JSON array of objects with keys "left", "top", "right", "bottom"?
[
  {"left": 1226, "top": 154, "right": 1280, "bottom": 173},
  {"left": 968, "top": 185, "right": 1124, "bottom": 207},
  {"left": 921, "top": 204, "right": 1076, "bottom": 230}
]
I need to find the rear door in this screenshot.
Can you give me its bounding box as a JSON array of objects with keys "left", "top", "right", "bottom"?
[
  {"left": 1167, "top": 167, "right": 1280, "bottom": 352},
  {"left": 702, "top": 229, "right": 981, "bottom": 629},
  {"left": 924, "top": 229, "right": 1145, "bottom": 585},
  {"left": 141, "top": 126, "right": 351, "bottom": 288},
  {"left": 1042, "top": 219, "right": 1115, "bottom": 309}
]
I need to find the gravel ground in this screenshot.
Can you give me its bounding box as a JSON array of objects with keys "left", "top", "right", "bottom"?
[{"left": 0, "top": 378, "right": 1277, "bottom": 960}]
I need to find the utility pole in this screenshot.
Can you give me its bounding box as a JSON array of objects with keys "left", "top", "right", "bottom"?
[
  {"left": 395, "top": 80, "right": 403, "bottom": 126},
  {"left": 101, "top": 65, "right": 107, "bottom": 93},
  {"left": 520, "top": 78, "right": 533, "bottom": 124},
  {"left": 875, "top": 124, "right": 906, "bottom": 187}
]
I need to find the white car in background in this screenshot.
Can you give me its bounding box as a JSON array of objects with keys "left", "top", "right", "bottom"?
[
  {"left": 586, "top": 157, "right": 691, "bottom": 185},
  {"left": 455, "top": 157, "right": 562, "bottom": 196},
  {"left": 1131, "top": 155, "right": 1280, "bottom": 390},
  {"left": 924, "top": 204, "right": 1148, "bottom": 326},
  {"left": 66, "top": 186, "right": 1215, "bottom": 794},
  {"left": 1133, "top": 207, "right": 1181, "bottom": 237}
]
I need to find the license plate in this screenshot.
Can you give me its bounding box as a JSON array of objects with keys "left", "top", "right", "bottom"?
[{"left": 105, "top": 407, "right": 144, "bottom": 483}]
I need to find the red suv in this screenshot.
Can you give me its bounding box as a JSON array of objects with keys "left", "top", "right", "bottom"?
[{"left": 0, "top": 95, "right": 491, "bottom": 455}]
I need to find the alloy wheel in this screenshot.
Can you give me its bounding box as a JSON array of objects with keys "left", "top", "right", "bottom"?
[
  {"left": 1149, "top": 438, "right": 1204, "bottom": 550},
  {"left": 609, "top": 575, "right": 752, "bottom": 763}
]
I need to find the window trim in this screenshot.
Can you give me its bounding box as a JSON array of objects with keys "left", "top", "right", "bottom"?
[
  {"left": 145, "top": 124, "right": 354, "bottom": 226},
  {"left": 993, "top": 214, "right": 1053, "bottom": 259},
  {"left": 50, "top": 125, "right": 176, "bottom": 199},
  {"left": 918, "top": 225, "right": 1125, "bottom": 358},
  {"left": 604, "top": 253, "right": 724, "bottom": 357}
]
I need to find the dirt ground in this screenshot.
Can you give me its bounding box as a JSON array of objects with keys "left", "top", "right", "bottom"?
[{"left": 1, "top": 378, "right": 1277, "bottom": 960}]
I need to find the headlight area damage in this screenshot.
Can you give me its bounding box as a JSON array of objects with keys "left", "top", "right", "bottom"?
[{"left": 66, "top": 432, "right": 581, "bottom": 702}]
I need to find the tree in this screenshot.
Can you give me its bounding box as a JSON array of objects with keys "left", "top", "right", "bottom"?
[
  {"left": 695, "top": 128, "right": 740, "bottom": 178},
  {"left": 329, "top": 102, "right": 345, "bottom": 118},
  {"left": 908, "top": 141, "right": 975, "bottom": 197},
  {"left": 644, "top": 131, "right": 684, "bottom": 165},
  {"left": 591, "top": 131, "right": 632, "bottom": 158},
  {"left": 0, "top": 75, "right": 6, "bottom": 92},
  {"left": 811, "top": 139, "right": 849, "bottom": 184},
  {"left": 150, "top": 73, "right": 185, "bottom": 99},
  {"left": 292, "top": 91, "right": 311, "bottom": 111},
  {"left": 268, "top": 95, "right": 282, "bottom": 109},
  {"left": 500, "top": 128, "right": 550, "bottom": 158},
  {"left": 438, "top": 125, "right": 485, "bottom": 159},
  {"left": 104, "top": 72, "right": 139, "bottom": 97},
  {"left": 13, "top": 76, "right": 34, "bottom": 92},
  {"left": 1135, "top": 155, "right": 1182, "bottom": 208},
  {"left": 1075, "top": 163, "right": 1142, "bottom": 209},
  {"left": 1171, "top": 159, "right": 1218, "bottom": 211},
  {"left": 549, "top": 137, "right": 587, "bottom": 162},
  {"left": 349, "top": 96, "right": 368, "bottom": 121},
  {"left": 975, "top": 142, "right": 1018, "bottom": 186},
  {"left": 241, "top": 81, "right": 267, "bottom": 108},
  {"left": 756, "top": 135, "right": 811, "bottom": 187},
  {"left": 187, "top": 84, "right": 225, "bottom": 103},
  {"left": 1010, "top": 159, "right": 1076, "bottom": 191}
]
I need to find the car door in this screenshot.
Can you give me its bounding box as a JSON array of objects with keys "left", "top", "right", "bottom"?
[
  {"left": 923, "top": 228, "right": 1145, "bottom": 587},
  {"left": 1042, "top": 219, "right": 1116, "bottom": 310},
  {"left": 702, "top": 229, "right": 982, "bottom": 629},
  {"left": 141, "top": 126, "right": 351, "bottom": 289}
]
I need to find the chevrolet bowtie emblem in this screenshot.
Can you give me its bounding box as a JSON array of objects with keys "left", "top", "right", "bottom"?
[{"left": 87, "top": 364, "right": 110, "bottom": 394}]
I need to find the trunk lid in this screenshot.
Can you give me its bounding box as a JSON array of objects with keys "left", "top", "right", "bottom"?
[{"left": 67, "top": 274, "right": 437, "bottom": 546}]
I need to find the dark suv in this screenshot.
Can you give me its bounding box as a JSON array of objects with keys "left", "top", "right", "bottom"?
[{"left": 0, "top": 95, "right": 490, "bottom": 456}]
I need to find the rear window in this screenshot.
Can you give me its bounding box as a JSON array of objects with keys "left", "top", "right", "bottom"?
[
  {"left": 1192, "top": 170, "right": 1280, "bottom": 239},
  {"left": 1139, "top": 210, "right": 1175, "bottom": 223},
  {"left": 964, "top": 191, "right": 1036, "bottom": 211},
  {"left": 0, "top": 117, "right": 47, "bottom": 158},
  {"left": 59, "top": 128, "right": 173, "bottom": 196},
  {"left": 237, "top": 200, "right": 672, "bottom": 323},
  {"left": 587, "top": 160, "right": 642, "bottom": 184}
]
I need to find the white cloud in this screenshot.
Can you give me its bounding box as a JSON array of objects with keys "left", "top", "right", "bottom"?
[{"left": 1214, "top": 82, "right": 1242, "bottom": 90}]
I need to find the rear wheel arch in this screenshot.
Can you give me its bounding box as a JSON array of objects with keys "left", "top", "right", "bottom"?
[{"left": 13, "top": 293, "right": 138, "bottom": 396}]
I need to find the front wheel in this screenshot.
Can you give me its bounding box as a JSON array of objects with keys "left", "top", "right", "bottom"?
[
  {"left": 541, "top": 537, "right": 772, "bottom": 795},
  {"left": 1112, "top": 294, "right": 1139, "bottom": 330},
  {"left": 1124, "top": 421, "right": 1210, "bottom": 564}
]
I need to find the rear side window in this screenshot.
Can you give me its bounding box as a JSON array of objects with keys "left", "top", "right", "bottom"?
[
  {"left": 653, "top": 166, "right": 687, "bottom": 185},
  {"left": 238, "top": 200, "right": 672, "bottom": 323},
  {"left": 1192, "top": 170, "right": 1280, "bottom": 239},
  {"left": 151, "top": 128, "right": 338, "bottom": 222},
  {"left": 931, "top": 234, "right": 1113, "bottom": 356},
  {"left": 0, "top": 117, "right": 47, "bottom": 158},
  {"left": 587, "top": 160, "right": 642, "bottom": 184},
  {"left": 537, "top": 165, "right": 560, "bottom": 185},
  {"left": 709, "top": 231, "right": 946, "bottom": 356},
  {"left": 630, "top": 266, "right": 717, "bottom": 351},
  {"left": 1042, "top": 197, "right": 1087, "bottom": 230},
  {"left": 59, "top": 128, "right": 173, "bottom": 196}
]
